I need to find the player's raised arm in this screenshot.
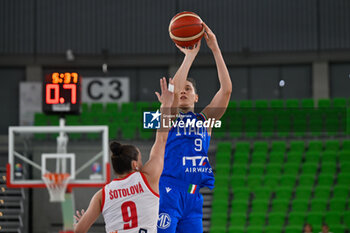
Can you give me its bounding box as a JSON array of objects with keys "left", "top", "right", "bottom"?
[
  {"left": 171, "top": 41, "right": 201, "bottom": 111},
  {"left": 74, "top": 190, "right": 102, "bottom": 233},
  {"left": 201, "top": 22, "right": 232, "bottom": 120},
  {"left": 141, "top": 77, "right": 174, "bottom": 191}
]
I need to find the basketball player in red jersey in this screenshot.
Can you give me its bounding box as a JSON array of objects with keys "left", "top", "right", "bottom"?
[{"left": 74, "top": 77, "right": 174, "bottom": 233}]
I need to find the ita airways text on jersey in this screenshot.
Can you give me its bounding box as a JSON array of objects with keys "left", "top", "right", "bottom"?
[{"left": 101, "top": 172, "right": 159, "bottom": 233}]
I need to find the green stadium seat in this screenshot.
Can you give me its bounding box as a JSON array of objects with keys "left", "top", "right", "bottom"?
[
  {"left": 249, "top": 213, "right": 266, "bottom": 226},
  {"left": 151, "top": 101, "right": 161, "bottom": 110},
  {"left": 255, "top": 100, "right": 269, "bottom": 108},
  {"left": 318, "top": 99, "right": 331, "bottom": 108},
  {"left": 286, "top": 99, "right": 300, "bottom": 108},
  {"left": 232, "top": 164, "right": 247, "bottom": 176},
  {"left": 285, "top": 152, "right": 303, "bottom": 165},
  {"left": 291, "top": 199, "right": 309, "bottom": 212},
  {"left": 301, "top": 98, "right": 314, "bottom": 108},
  {"left": 310, "top": 199, "right": 327, "bottom": 212},
  {"left": 332, "top": 186, "right": 349, "bottom": 199},
  {"left": 105, "top": 103, "right": 119, "bottom": 114},
  {"left": 298, "top": 174, "right": 316, "bottom": 186},
  {"left": 270, "top": 99, "right": 284, "bottom": 108},
  {"left": 313, "top": 186, "right": 331, "bottom": 200},
  {"left": 295, "top": 186, "right": 312, "bottom": 200},
  {"left": 215, "top": 175, "right": 230, "bottom": 187},
  {"left": 233, "top": 188, "right": 251, "bottom": 200},
  {"left": 251, "top": 200, "right": 269, "bottom": 214},
  {"left": 81, "top": 103, "right": 89, "bottom": 113},
  {"left": 337, "top": 174, "right": 350, "bottom": 186},
  {"left": 268, "top": 213, "right": 285, "bottom": 227},
  {"left": 317, "top": 174, "right": 334, "bottom": 187},
  {"left": 254, "top": 188, "right": 272, "bottom": 201},
  {"left": 306, "top": 212, "right": 323, "bottom": 226},
  {"left": 289, "top": 141, "right": 305, "bottom": 152},
  {"left": 288, "top": 212, "right": 305, "bottom": 226},
  {"left": 283, "top": 163, "right": 300, "bottom": 176},
  {"left": 304, "top": 151, "right": 321, "bottom": 163},
  {"left": 249, "top": 164, "right": 265, "bottom": 176},
  {"left": 270, "top": 199, "right": 289, "bottom": 213},
  {"left": 320, "top": 162, "right": 337, "bottom": 175},
  {"left": 284, "top": 225, "right": 302, "bottom": 233},
  {"left": 266, "top": 164, "right": 282, "bottom": 176},
  {"left": 331, "top": 226, "right": 345, "bottom": 233},
  {"left": 324, "top": 212, "right": 341, "bottom": 225},
  {"left": 308, "top": 141, "right": 323, "bottom": 152},
  {"left": 275, "top": 187, "right": 293, "bottom": 200},
  {"left": 120, "top": 123, "right": 137, "bottom": 140},
  {"left": 229, "top": 213, "right": 247, "bottom": 226},
  {"left": 263, "top": 175, "right": 279, "bottom": 189},
  {"left": 246, "top": 175, "right": 262, "bottom": 188},
  {"left": 216, "top": 150, "right": 231, "bottom": 165},
  {"left": 228, "top": 226, "right": 244, "bottom": 233},
  {"left": 264, "top": 225, "right": 282, "bottom": 233},
  {"left": 213, "top": 187, "right": 229, "bottom": 201},
  {"left": 333, "top": 97, "right": 347, "bottom": 107},
  {"left": 139, "top": 129, "right": 154, "bottom": 140},
  {"left": 210, "top": 212, "right": 228, "bottom": 228},
  {"left": 342, "top": 140, "right": 350, "bottom": 151},
  {"left": 246, "top": 226, "right": 264, "bottom": 233},
  {"left": 253, "top": 141, "right": 269, "bottom": 153},
  {"left": 322, "top": 151, "right": 337, "bottom": 163},
  {"left": 329, "top": 199, "right": 347, "bottom": 212},
  {"left": 47, "top": 115, "right": 59, "bottom": 126},
  {"left": 215, "top": 164, "right": 230, "bottom": 176},
  {"left": 268, "top": 152, "right": 285, "bottom": 165},
  {"left": 108, "top": 123, "right": 119, "bottom": 139},
  {"left": 230, "top": 176, "right": 245, "bottom": 187},
  {"left": 235, "top": 142, "right": 250, "bottom": 153},
  {"left": 301, "top": 163, "right": 318, "bottom": 175},
  {"left": 339, "top": 150, "right": 350, "bottom": 163},
  {"left": 251, "top": 152, "right": 267, "bottom": 165},
  {"left": 90, "top": 103, "right": 104, "bottom": 112},
  {"left": 279, "top": 175, "right": 296, "bottom": 188},
  {"left": 121, "top": 102, "right": 135, "bottom": 112},
  {"left": 233, "top": 152, "right": 249, "bottom": 165},
  {"left": 271, "top": 141, "right": 286, "bottom": 153},
  {"left": 34, "top": 113, "right": 48, "bottom": 139},
  {"left": 209, "top": 225, "right": 227, "bottom": 233},
  {"left": 325, "top": 140, "right": 340, "bottom": 151},
  {"left": 340, "top": 162, "right": 350, "bottom": 174},
  {"left": 231, "top": 200, "right": 248, "bottom": 213},
  {"left": 344, "top": 212, "right": 350, "bottom": 227},
  {"left": 239, "top": 100, "right": 253, "bottom": 108}
]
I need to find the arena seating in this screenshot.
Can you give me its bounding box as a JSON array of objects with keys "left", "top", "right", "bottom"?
[
  {"left": 210, "top": 140, "right": 350, "bottom": 233},
  {"left": 33, "top": 97, "right": 350, "bottom": 140}
]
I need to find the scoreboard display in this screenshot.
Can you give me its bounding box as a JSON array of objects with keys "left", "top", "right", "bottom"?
[{"left": 43, "top": 72, "right": 81, "bottom": 114}]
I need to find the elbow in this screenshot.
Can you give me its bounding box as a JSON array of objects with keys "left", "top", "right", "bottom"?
[
  {"left": 221, "top": 87, "right": 232, "bottom": 96},
  {"left": 74, "top": 225, "right": 85, "bottom": 233}
]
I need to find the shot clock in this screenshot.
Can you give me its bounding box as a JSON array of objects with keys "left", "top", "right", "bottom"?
[{"left": 43, "top": 72, "right": 81, "bottom": 114}]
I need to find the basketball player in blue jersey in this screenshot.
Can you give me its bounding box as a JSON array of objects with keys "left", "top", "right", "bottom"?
[{"left": 157, "top": 23, "right": 232, "bottom": 232}]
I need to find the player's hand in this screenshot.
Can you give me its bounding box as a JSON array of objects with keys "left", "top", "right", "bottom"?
[
  {"left": 203, "top": 22, "right": 219, "bottom": 52},
  {"left": 155, "top": 77, "right": 174, "bottom": 108},
  {"left": 175, "top": 40, "right": 201, "bottom": 59},
  {"left": 73, "top": 209, "right": 85, "bottom": 225}
]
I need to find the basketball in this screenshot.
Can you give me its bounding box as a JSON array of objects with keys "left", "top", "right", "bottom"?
[{"left": 169, "top": 11, "right": 205, "bottom": 47}]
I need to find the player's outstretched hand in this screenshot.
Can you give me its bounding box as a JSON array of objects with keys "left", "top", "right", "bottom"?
[
  {"left": 155, "top": 77, "right": 174, "bottom": 108},
  {"left": 73, "top": 209, "right": 85, "bottom": 225},
  {"left": 203, "top": 22, "right": 219, "bottom": 52},
  {"left": 175, "top": 40, "right": 201, "bottom": 59}
]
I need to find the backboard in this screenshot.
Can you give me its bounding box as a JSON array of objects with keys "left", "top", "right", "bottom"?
[{"left": 7, "top": 124, "right": 110, "bottom": 189}]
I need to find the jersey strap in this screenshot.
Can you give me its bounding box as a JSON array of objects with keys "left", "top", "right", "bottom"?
[{"left": 160, "top": 176, "right": 201, "bottom": 194}]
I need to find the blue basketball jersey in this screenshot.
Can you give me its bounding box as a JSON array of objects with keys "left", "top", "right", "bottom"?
[{"left": 160, "top": 111, "right": 215, "bottom": 190}]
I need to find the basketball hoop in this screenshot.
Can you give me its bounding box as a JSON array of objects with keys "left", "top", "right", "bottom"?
[{"left": 42, "top": 173, "right": 71, "bottom": 202}]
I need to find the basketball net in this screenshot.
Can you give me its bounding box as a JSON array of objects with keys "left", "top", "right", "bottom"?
[{"left": 42, "top": 173, "right": 71, "bottom": 202}]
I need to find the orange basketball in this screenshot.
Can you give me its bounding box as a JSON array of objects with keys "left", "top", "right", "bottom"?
[{"left": 169, "top": 11, "right": 204, "bottom": 47}]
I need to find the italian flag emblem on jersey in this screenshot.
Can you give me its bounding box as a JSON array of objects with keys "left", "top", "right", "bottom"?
[{"left": 188, "top": 184, "right": 197, "bottom": 194}]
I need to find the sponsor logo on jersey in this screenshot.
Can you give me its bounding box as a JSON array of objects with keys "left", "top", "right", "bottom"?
[
  {"left": 157, "top": 213, "right": 171, "bottom": 229},
  {"left": 143, "top": 110, "right": 161, "bottom": 129},
  {"left": 182, "top": 156, "right": 213, "bottom": 174},
  {"left": 109, "top": 182, "right": 144, "bottom": 200}
]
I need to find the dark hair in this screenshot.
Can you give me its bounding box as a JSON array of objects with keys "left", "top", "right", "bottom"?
[
  {"left": 110, "top": 141, "right": 139, "bottom": 174},
  {"left": 303, "top": 223, "right": 313, "bottom": 231},
  {"left": 187, "top": 78, "right": 197, "bottom": 94}
]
